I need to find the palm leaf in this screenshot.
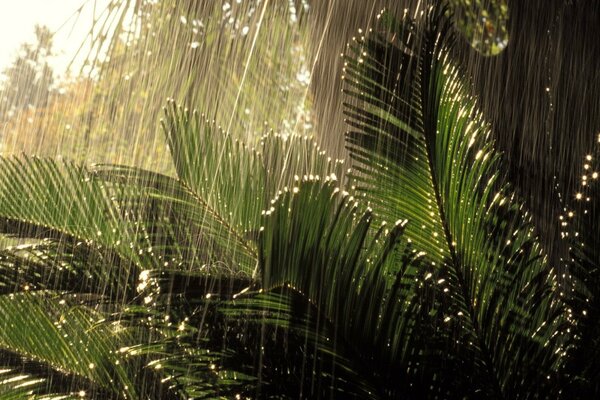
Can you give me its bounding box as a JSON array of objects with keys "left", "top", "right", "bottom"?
[
  {"left": 92, "top": 164, "right": 258, "bottom": 276},
  {"left": 0, "top": 292, "right": 136, "bottom": 398},
  {"left": 162, "top": 100, "right": 264, "bottom": 235},
  {"left": 161, "top": 101, "right": 343, "bottom": 238},
  {"left": 342, "top": 5, "right": 565, "bottom": 397},
  {"left": 160, "top": 101, "right": 343, "bottom": 273},
  {"left": 0, "top": 152, "right": 260, "bottom": 278},
  {"left": 216, "top": 178, "right": 439, "bottom": 398},
  {"left": 0, "top": 156, "right": 151, "bottom": 267}
]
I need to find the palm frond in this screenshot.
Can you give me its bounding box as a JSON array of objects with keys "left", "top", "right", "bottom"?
[
  {"left": 162, "top": 100, "right": 264, "bottom": 236},
  {"left": 92, "top": 164, "right": 258, "bottom": 276},
  {"left": 0, "top": 156, "right": 148, "bottom": 267},
  {"left": 0, "top": 292, "right": 136, "bottom": 398},
  {"left": 160, "top": 101, "right": 343, "bottom": 271},
  {"left": 0, "top": 153, "right": 260, "bottom": 279},
  {"left": 219, "top": 178, "right": 435, "bottom": 398},
  {"left": 342, "top": 5, "right": 566, "bottom": 397},
  {"left": 161, "top": 101, "right": 343, "bottom": 238}
]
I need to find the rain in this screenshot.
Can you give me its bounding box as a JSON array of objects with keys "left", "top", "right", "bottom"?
[{"left": 0, "top": 0, "right": 598, "bottom": 398}]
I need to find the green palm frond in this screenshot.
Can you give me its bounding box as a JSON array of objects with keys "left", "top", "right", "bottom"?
[
  {"left": 0, "top": 155, "right": 258, "bottom": 398},
  {"left": 92, "top": 165, "right": 258, "bottom": 276},
  {"left": 342, "top": 5, "right": 566, "bottom": 397},
  {"left": 161, "top": 101, "right": 342, "bottom": 237},
  {"left": 162, "top": 100, "right": 264, "bottom": 235},
  {"left": 160, "top": 101, "right": 343, "bottom": 272},
  {"left": 217, "top": 178, "right": 435, "bottom": 398},
  {"left": 0, "top": 152, "right": 261, "bottom": 277},
  {"left": 0, "top": 154, "right": 256, "bottom": 318},
  {"left": 0, "top": 368, "right": 47, "bottom": 399},
  {"left": 0, "top": 156, "right": 152, "bottom": 267},
  {"left": 0, "top": 292, "right": 136, "bottom": 398}
]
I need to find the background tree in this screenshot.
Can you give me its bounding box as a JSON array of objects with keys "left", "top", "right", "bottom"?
[{"left": 0, "top": 25, "right": 54, "bottom": 119}]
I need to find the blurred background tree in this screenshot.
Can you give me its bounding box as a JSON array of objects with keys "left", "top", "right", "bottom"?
[
  {"left": 0, "top": 25, "right": 54, "bottom": 119},
  {"left": 451, "top": 0, "right": 509, "bottom": 55}
]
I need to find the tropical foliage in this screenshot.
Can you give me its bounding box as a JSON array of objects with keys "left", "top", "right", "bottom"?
[{"left": 0, "top": 2, "right": 597, "bottom": 399}]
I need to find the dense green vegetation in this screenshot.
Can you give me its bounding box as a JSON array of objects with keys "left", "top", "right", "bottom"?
[{"left": 0, "top": 2, "right": 597, "bottom": 399}]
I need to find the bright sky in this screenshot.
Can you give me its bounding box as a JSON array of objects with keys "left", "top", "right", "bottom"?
[{"left": 0, "top": 0, "right": 111, "bottom": 78}]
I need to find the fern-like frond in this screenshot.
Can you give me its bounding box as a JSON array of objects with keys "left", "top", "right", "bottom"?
[
  {"left": 0, "top": 157, "right": 151, "bottom": 268},
  {"left": 92, "top": 165, "right": 258, "bottom": 276},
  {"left": 162, "top": 101, "right": 265, "bottom": 235},
  {"left": 215, "top": 178, "right": 440, "bottom": 398},
  {"left": 343, "top": 5, "right": 565, "bottom": 397},
  {"left": 160, "top": 101, "right": 343, "bottom": 273},
  {"left": 0, "top": 292, "right": 136, "bottom": 398},
  {"left": 161, "top": 101, "right": 343, "bottom": 238}
]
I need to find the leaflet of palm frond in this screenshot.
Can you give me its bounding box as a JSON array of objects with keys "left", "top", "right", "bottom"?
[
  {"left": 342, "top": 4, "right": 565, "bottom": 397},
  {"left": 162, "top": 101, "right": 264, "bottom": 235}
]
